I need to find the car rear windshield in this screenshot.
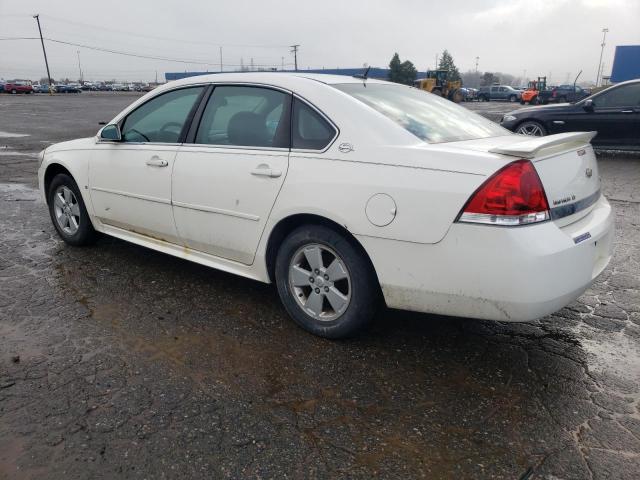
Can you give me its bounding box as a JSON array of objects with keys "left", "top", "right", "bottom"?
[{"left": 334, "top": 83, "right": 508, "bottom": 143}]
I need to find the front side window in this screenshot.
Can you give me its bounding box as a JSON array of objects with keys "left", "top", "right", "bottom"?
[
  {"left": 292, "top": 98, "right": 336, "bottom": 150},
  {"left": 594, "top": 83, "right": 640, "bottom": 108},
  {"left": 121, "top": 87, "right": 204, "bottom": 143},
  {"left": 195, "top": 86, "right": 290, "bottom": 148},
  {"left": 334, "top": 83, "right": 508, "bottom": 143}
]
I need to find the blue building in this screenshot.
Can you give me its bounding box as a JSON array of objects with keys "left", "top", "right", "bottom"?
[
  {"left": 165, "top": 67, "right": 430, "bottom": 82},
  {"left": 610, "top": 45, "right": 640, "bottom": 83}
]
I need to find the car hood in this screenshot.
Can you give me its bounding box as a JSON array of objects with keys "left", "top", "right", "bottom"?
[{"left": 46, "top": 137, "right": 96, "bottom": 153}]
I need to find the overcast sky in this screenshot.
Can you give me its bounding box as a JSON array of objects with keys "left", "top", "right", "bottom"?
[{"left": 1, "top": 0, "right": 638, "bottom": 84}]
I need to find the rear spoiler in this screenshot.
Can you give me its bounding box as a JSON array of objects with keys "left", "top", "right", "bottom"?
[{"left": 489, "top": 131, "right": 597, "bottom": 159}]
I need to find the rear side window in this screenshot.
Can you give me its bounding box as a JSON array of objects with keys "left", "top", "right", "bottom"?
[
  {"left": 292, "top": 98, "right": 336, "bottom": 150},
  {"left": 195, "top": 86, "right": 290, "bottom": 148}
]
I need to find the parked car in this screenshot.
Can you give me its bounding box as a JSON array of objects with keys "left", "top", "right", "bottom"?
[
  {"left": 0, "top": 82, "right": 4, "bottom": 93},
  {"left": 459, "top": 87, "right": 477, "bottom": 101},
  {"left": 32, "top": 84, "right": 51, "bottom": 93},
  {"left": 3, "top": 81, "right": 33, "bottom": 94},
  {"left": 55, "top": 84, "right": 82, "bottom": 93},
  {"left": 97, "top": 84, "right": 112, "bottom": 91},
  {"left": 38, "top": 72, "right": 613, "bottom": 338},
  {"left": 539, "top": 84, "right": 592, "bottom": 104},
  {"left": 477, "top": 85, "right": 521, "bottom": 102},
  {"left": 501, "top": 79, "right": 640, "bottom": 150}
]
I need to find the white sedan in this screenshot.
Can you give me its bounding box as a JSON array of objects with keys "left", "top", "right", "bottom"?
[{"left": 38, "top": 72, "right": 614, "bottom": 338}]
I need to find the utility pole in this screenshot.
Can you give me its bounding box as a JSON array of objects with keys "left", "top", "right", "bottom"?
[
  {"left": 281, "top": 56, "right": 284, "bottom": 71},
  {"left": 77, "top": 50, "right": 83, "bottom": 83},
  {"left": 290, "top": 44, "right": 299, "bottom": 71},
  {"left": 596, "top": 27, "right": 608, "bottom": 87},
  {"left": 475, "top": 56, "right": 479, "bottom": 73},
  {"left": 219, "top": 46, "right": 223, "bottom": 72},
  {"left": 33, "top": 14, "right": 53, "bottom": 94},
  {"left": 435, "top": 54, "right": 438, "bottom": 70}
]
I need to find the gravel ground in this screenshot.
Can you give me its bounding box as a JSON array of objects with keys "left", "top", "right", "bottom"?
[{"left": 0, "top": 92, "right": 639, "bottom": 479}]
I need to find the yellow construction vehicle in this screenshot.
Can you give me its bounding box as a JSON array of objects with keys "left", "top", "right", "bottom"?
[{"left": 414, "top": 70, "right": 463, "bottom": 103}]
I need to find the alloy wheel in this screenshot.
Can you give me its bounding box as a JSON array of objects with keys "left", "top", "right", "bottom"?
[
  {"left": 53, "top": 185, "right": 81, "bottom": 235},
  {"left": 516, "top": 123, "right": 545, "bottom": 136},
  {"left": 289, "top": 243, "right": 351, "bottom": 321}
]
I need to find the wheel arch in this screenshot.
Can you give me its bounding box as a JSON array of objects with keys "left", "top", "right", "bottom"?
[
  {"left": 43, "top": 163, "right": 73, "bottom": 205},
  {"left": 264, "top": 213, "right": 382, "bottom": 294}
]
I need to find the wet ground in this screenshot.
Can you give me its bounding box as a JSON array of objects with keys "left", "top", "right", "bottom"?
[{"left": 1, "top": 93, "right": 639, "bottom": 479}]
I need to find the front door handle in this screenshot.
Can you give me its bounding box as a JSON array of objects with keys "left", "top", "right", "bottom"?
[
  {"left": 146, "top": 157, "right": 168, "bottom": 167},
  {"left": 621, "top": 110, "right": 634, "bottom": 114},
  {"left": 251, "top": 164, "right": 282, "bottom": 178}
]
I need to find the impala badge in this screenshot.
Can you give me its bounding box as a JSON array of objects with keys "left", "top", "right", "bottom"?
[{"left": 585, "top": 168, "right": 593, "bottom": 178}]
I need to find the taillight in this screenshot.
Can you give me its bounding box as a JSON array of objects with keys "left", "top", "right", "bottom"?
[{"left": 458, "top": 160, "right": 550, "bottom": 226}]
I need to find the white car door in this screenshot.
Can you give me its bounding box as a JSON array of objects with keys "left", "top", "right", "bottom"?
[
  {"left": 89, "top": 86, "right": 205, "bottom": 243},
  {"left": 172, "top": 85, "right": 291, "bottom": 265}
]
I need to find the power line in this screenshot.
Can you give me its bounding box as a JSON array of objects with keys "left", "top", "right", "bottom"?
[
  {"left": 37, "top": 14, "right": 290, "bottom": 49},
  {"left": 0, "top": 36, "right": 295, "bottom": 68}
]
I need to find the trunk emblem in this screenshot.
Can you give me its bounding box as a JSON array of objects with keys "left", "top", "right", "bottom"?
[{"left": 585, "top": 168, "right": 593, "bottom": 178}]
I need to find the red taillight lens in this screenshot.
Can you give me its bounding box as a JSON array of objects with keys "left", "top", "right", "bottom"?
[{"left": 458, "top": 160, "right": 550, "bottom": 226}]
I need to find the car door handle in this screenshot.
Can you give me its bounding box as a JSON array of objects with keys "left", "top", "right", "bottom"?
[
  {"left": 251, "top": 164, "right": 282, "bottom": 178},
  {"left": 621, "top": 110, "right": 634, "bottom": 114},
  {"left": 146, "top": 157, "right": 168, "bottom": 167}
]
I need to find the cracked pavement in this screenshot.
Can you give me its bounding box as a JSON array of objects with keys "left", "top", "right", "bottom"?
[{"left": 0, "top": 93, "right": 639, "bottom": 479}]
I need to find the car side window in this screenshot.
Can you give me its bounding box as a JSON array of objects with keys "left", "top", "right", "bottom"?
[
  {"left": 291, "top": 98, "right": 336, "bottom": 150},
  {"left": 499, "top": 87, "right": 506, "bottom": 92},
  {"left": 121, "top": 87, "right": 204, "bottom": 143},
  {"left": 195, "top": 86, "right": 290, "bottom": 148},
  {"left": 594, "top": 84, "right": 640, "bottom": 108},
  {"left": 491, "top": 86, "right": 498, "bottom": 93}
]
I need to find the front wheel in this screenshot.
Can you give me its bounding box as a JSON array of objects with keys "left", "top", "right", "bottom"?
[
  {"left": 516, "top": 121, "right": 547, "bottom": 137},
  {"left": 509, "top": 95, "right": 517, "bottom": 102},
  {"left": 48, "top": 173, "right": 97, "bottom": 246},
  {"left": 275, "top": 225, "right": 380, "bottom": 338}
]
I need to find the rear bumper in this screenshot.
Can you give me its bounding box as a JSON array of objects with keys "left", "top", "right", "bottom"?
[{"left": 357, "top": 194, "right": 614, "bottom": 322}]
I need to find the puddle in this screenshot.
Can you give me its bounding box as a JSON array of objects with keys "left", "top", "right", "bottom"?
[
  {"left": 0, "top": 131, "right": 30, "bottom": 138},
  {"left": 0, "top": 183, "right": 41, "bottom": 201},
  {"left": 0, "top": 151, "right": 37, "bottom": 157}
]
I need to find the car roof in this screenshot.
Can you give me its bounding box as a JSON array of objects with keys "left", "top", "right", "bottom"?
[{"left": 164, "top": 71, "right": 390, "bottom": 91}]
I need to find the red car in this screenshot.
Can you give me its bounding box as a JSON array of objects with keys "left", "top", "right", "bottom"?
[{"left": 3, "top": 82, "right": 33, "bottom": 94}]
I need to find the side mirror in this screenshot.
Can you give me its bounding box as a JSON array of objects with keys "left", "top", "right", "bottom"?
[
  {"left": 583, "top": 99, "right": 594, "bottom": 111},
  {"left": 100, "top": 124, "right": 122, "bottom": 141}
]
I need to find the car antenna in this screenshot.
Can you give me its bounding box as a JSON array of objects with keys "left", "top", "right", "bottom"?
[{"left": 353, "top": 66, "right": 371, "bottom": 82}]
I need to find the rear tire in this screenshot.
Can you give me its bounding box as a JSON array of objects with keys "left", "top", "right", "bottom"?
[
  {"left": 509, "top": 95, "right": 517, "bottom": 102},
  {"left": 47, "top": 173, "right": 97, "bottom": 246},
  {"left": 275, "top": 225, "right": 379, "bottom": 339}
]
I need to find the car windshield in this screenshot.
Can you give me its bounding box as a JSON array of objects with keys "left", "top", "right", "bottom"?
[{"left": 334, "top": 83, "right": 508, "bottom": 143}]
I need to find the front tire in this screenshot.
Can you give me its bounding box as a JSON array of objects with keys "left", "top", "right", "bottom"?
[
  {"left": 515, "top": 120, "right": 547, "bottom": 137},
  {"left": 47, "top": 173, "right": 97, "bottom": 246},
  {"left": 509, "top": 95, "right": 517, "bottom": 102},
  {"left": 275, "top": 225, "right": 379, "bottom": 338}
]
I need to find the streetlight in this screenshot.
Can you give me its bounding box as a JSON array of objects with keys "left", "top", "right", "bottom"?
[{"left": 596, "top": 28, "right": 608, "bottom": 87}]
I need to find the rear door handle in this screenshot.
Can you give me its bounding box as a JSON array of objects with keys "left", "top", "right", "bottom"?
[
  {"left": 621, "top": 110, "right": 634, "bottom": 114},
  {"left": 251, "top": 164, "right": 282, "bottom": 178},
  {"left": 146, "top": 157, "right": 168, "bottom": 167}
]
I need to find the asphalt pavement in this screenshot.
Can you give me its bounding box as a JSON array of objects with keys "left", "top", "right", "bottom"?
[{"left": 0, "top": 92, "right": 639, "bottom": 479}]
